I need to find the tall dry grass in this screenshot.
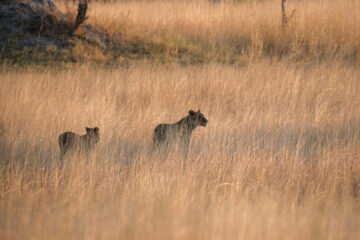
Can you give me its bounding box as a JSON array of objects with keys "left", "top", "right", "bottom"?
[
  {"left": 56, "top": 0, "right": 360, "bottom": 63},
  {"left": 0, "top": 61, "right": 359, "bottom": 239}
]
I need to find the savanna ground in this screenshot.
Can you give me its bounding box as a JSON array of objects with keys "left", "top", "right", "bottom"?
[{"left": 1, "top": 0, "right": 360, "bottom": 239}]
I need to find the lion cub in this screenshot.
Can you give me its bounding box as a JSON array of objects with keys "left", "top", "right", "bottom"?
[
  {"left": 153, "top": 110, "right": 208, "bottom": 157},
  {"left": 58, "top": 127, "right": 99, "bottom": 159}
]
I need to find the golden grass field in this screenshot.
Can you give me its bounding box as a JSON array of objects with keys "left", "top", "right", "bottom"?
[
  {"left": 62, "top": 0, "right": 360, "bottom": 64},
  {"left": 1, "top": 0, "right": 360, "bottom": 239},
  {"left": 1, "top": 61, "right": 359, "bottom": 239}
]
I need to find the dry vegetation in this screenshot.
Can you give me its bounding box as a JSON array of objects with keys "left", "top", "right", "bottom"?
[
  {"left": 53, "top": 0, "right": 360, "bottom": 64},
  {"left": 0, "top": 61, "right": 359, "bottom": 239},
  {"left": 7, "top": 0, "right": 359, "bottom": 64},
  {"left": 1, "top": 0, "right": 360, "bottom": 239}
]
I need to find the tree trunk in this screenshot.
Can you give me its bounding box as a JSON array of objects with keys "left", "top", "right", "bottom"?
[
  {"left": 70, "top": 0, "right": 88, "bottom": 35},
  {"left": 281, "top": 0, "right": 287, "bottom": 31}
]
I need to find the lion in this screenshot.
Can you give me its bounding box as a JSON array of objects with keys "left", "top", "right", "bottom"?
[
  {"left": 153, "top": 110, "right": 208, "bottom": 157},
  {"left": 58, "top": 127, "right": 99, "bottom": 159}
]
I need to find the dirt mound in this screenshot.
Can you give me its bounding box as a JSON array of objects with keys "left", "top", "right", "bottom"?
[{"left": 0, "top": 0, "right": 109, "bottom": 62}]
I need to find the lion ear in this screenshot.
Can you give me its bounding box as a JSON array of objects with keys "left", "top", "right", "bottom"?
[
  {"left": 198, "top": 109, "right": 200, "bottom": 113},
  {"left": 86, "top": 127, "right": 90, "bottom": 133},
  {"left": 94, "top": 127, "right": 99, "bottom": 132},
  {"left": 189, "top": 110, "right": 195, "bottom": 116}
]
